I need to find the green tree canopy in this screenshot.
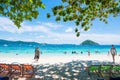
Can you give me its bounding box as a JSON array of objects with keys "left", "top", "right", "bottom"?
[
  {"left": 0, "top": 0, "right": 45, "bottom": 28},
  {"left": 0, "top": 0, "right": 120, "bottom": 36},
  {"left": 47, "top": 0, "right": 120, "bottom": 36}
]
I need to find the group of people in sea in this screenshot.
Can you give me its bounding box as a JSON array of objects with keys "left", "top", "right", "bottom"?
[
  {"left": 64, "top": 45, "right": 118, "bottom": 63},
  {"left": 64, "top": 50, "right": 100, "bottom": 56}
]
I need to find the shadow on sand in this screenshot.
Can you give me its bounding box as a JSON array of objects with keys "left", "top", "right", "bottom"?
[{"left": 32, "top": 60, "right": 114, "bottom": 80}]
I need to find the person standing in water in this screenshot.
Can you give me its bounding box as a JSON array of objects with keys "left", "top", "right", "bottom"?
[
  {"left": 88, "top": 50, "right": 90, "bottom": 56},
  {"left": 110, "top": 45, "right": 117, "bottom": 63},
  {"left": 34, "top": 47, "right": 40, "bottom": 62}
]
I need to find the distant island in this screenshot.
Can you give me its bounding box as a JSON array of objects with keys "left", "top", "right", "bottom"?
[
  {"left": 0, "top": 39, "right": 41, "bottom": 47},
  {"left": 80, "top": 40, "right": 99, "bottom": 46}
]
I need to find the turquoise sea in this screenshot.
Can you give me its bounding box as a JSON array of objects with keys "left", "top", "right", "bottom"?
[{"left": 0, "top": 43, "right": 120, "bottom": 56}]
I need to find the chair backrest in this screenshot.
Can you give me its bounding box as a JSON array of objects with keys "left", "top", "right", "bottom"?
[
  {"left": 100, "top": 65, "right": 112, "bottom": 71},
  {"left": 112, "top": 65, "right": 120, "bottom": 70},
  {"left": 10, "top": 64, "right": 21, "bottom": 71},
  {"left": 21, "top": 64, "right": 35, "bottom": 78},
  {"left": 0, "top": 63, "right": 9, "bottom": 69},
  {"left": 22, "top": 64, "right": 34, "bottom": 70},
  {"left": 89, "top": 65, "right": 100, "bottom": 72}
]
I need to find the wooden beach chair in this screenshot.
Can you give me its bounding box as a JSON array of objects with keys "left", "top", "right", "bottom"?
[
  {"left": 88, "top": 65, "right": 101, "bottom": 77},
  {"left": 0, "top": 63, "right": 10, "bottom": 77},
  {"left": 111, "top": 65, "right": 120, "bottom": 77},
  {"left": 21, "top": 64, "right": 35, "bottom": 78},
  {"left": 100, "top": 65, "right": 113, "bottom": 80},
  {"left": 9, "top": 64, "right": 22, "bottom": 78}
]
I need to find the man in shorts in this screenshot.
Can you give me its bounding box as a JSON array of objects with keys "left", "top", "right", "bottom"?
[{"left": 34, "top": 47, "right": 40, "bottom": 62}]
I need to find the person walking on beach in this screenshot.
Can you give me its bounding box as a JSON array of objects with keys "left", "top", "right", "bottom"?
[
  {"left": 110, "top": 45, "right": 117, "bottom": 63},
  {"left": 34, "top": 47, "right": 40, "bottom": 62}
]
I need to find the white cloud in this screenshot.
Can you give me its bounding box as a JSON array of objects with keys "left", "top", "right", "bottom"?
[
  {"left": 65, "top": 27, "right": 73, "bottom": 33},
  {"left": 0, "top": 17, "right": 53, "bottom": 34},
  {"left": 36, "top": 35, "right": 45, "bottom": 39},
  {"left": 0, "top": 17, "right": 120, "bottom": 45},
  {"left": 38, "top": 32, "right": 120, "bottom": 45},
  {"left": 0, "top": 17, "right": 18, "bottom": 33},
  {"left": 6, "top": 37, "right": 14, "bottom": 41},
  {"left": 17, "top": 25, "right": 52, "bottom": 34},
  {"left": 80, "top": 34, "right": 120, "bottom": 45},
  {"left": 37, "top": 22, "right": 63, "bottom": 29}
]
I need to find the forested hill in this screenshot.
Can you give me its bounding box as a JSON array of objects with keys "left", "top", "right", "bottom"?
[
  {"left": 80, "top": 40, "right": 99, "bottom": 46},
  {"left": 0, "top": 39, "right": 41, "bottom": 47}
]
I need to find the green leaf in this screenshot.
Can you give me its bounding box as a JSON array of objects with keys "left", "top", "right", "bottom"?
[
  {"left": 41, "top": 4, "right": 46, "bottom": 9},
  {"left": 29, "top": 0, "right": 33, "bottom": 3},
  {"left": 47, "top": 13, "right": 50, "bottom": 18},
  {"left": 84, "top": 26, "right": 90, "bottom": 31},
  {"left": 81, "top": 22, "right": 87, "bottom": 27},
  {"left": 76, "top": 32, "right": 80, "bottom": 37},
  {"left": 75, "top": 28, "right": 78, "bottom": 32},
  {"left": 75, "top": 21, "right": 80, "bottom": 26},
  {"left": 56, "top": 16, "right": 61, "bottom": 21},
  {"left": 62, "top": 0, "right": 67, "bottom": 2}
]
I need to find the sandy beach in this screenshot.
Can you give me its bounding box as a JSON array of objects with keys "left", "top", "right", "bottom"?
[
  {"left": 0, "top": 54, "right": 120, "bottom": 64},
  {"left": 0, "top": 54, "right": 120, "bottom": 80}
]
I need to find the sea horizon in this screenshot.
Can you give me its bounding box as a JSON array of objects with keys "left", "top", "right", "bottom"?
[{"left": 0, "top": 39, "right": 120, "bottom": 57}]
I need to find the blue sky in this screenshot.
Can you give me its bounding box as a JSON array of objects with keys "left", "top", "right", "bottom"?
[{"left": 0, "top": 0, "right": 120, "bottom": 45}]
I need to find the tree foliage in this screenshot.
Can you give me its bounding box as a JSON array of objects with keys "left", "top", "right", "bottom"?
[
  {"left": 0, "top": 0, "right": 120, "bottom": 36},
  {"left": 0, "top": 0, "right": 45, "bottom": 28},
  {"left": 47, "top": 0, "right": 120, "bottom": 36}
]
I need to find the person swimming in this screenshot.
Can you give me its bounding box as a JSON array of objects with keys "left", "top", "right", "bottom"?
[
  {"left": 72, "top": 51, "right": 78, "bottom": 54},
  {"left": 64, "top": 51, "right": 67, "bottom": 54}
]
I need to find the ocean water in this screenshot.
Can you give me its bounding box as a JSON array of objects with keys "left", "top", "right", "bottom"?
[{"left": 0, "top": 44, "right": 120, "bottom": 57}]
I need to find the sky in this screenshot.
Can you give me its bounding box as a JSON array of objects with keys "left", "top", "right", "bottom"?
[{"left": 0, "top": 0, "right": 120, "bottom": 45}]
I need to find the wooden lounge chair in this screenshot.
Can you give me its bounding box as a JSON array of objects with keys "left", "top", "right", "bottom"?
[
  {"left": 88, "top": 65, "right": 101, "bottom": 78},
  {"left": 21, "top": 64, "right": 35, "bottom": 78},
  {"left": 9, "top": 64, "right": 22, "bottom": 79},
  {"left": 0, "top": 63, "right": 10, "bottom": 77},
  {"left": 111, "top": 65, "right": 120, "bottom": 77},
  {"left": 99, "top": 65, "right": 113, "bottom": 80}
]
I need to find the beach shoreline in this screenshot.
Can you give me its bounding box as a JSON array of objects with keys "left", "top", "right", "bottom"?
[{"left": 0, "top": 54, "right": 120, "bottom": 65}]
